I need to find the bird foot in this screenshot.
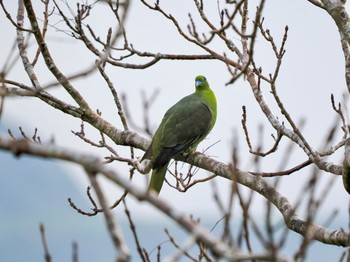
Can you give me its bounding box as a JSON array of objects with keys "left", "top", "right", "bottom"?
[
  {"left": 136, "top": 158, "right": 152, "bottom": 174},
  {"left": 192, "top": 151, "right": 205, "bottom": 157}
]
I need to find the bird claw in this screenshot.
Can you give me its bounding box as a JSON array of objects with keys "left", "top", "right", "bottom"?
[
  {"left": 193, "top": 151, "right": 205, "bottom": 156},
  {"left": 185, "top": 151, "right": 204, "bottom": 158},
  {"left": 137, "top": 159, "right": 152, "bottom": 174}
]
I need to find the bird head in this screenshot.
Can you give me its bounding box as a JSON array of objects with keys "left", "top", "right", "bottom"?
[{"left": 195, "top": 75, "right": 209, "bottom": 90}]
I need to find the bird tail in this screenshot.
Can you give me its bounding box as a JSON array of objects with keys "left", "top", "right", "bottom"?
[{"left": 148, "top": 163, "right": 168, "bottom": 194}]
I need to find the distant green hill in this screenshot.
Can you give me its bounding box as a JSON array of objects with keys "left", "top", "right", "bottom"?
[{"left": 0, "top": 122, "right": 114, "bottom": 261}]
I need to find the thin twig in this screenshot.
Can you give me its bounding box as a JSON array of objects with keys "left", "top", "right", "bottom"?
[
  {"left": 88, "top": 171, "right": 130, "bottom": 261},
  {"left": 39, "top": 224, "right": 52, "bottom": 262},
  {"left": 123, "top": 199, "right": 149, "bottom": 262}
]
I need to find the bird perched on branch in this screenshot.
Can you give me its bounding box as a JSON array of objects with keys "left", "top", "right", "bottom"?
[{"left": 142, "top": 75, "right": 217, "bottom": 194}]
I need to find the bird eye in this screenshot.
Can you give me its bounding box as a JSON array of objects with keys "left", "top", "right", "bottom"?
[{"left": 195, "top": 80, "right": 202, "bottom": 87}]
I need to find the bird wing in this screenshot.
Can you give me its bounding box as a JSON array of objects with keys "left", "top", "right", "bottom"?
[
  {"left": 162, "top": 99, "right": 212, "bottom": 148},
  {"left": 152, "top": 95, "right": 212, "bottom": 168}
]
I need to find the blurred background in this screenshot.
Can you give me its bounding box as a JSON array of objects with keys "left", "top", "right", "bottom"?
[{"left": 1, "top": 0, "right": 350, "bottom": 260}]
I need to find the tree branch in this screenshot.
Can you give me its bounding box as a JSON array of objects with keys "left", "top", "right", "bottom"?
[
  {"left": 23, "top": 0, "right": 91, "bottom": 109},
  {"left": 88, "top": 172, "right": 130, "bottom": 261},
  {"left": 0, "top": 133, "right": 348, "bottom": 247}
]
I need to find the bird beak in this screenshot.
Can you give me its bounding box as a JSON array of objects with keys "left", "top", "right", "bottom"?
[{"left": 195, "top": 80, "right": 202, "bottom": 87}]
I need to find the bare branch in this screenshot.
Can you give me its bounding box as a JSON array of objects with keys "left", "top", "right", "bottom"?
[
  {"left": 307, "top": 0, "right": 325, "bottom": 9},
  {"left": 88, "top": 172, "right": 131, "bottom": 261},
  {"left": 39, "top": 224, "right": 52, "bottom": 262},
  {"left": 0, "top": 133, "right": 347, "bottom": 247},
  {"left": 2, "top": 1, "right": 350, "bottom": 259},
  {"left": 241, "top": 105, "right": 283, "bottom": 157},
  {"left": 123, "top": 199, "right": 149, "bottom": 262},
  {"left": 23, "top": 0, "right": 91, "bottom": 109},
  {"left": 343, "top": 139, "right": 350, "bottom": 194},
  {"left": 252, "top": 159, "right": 312, "bottom": 177},
  {"left": 0, "top": 0, "right": 33, "bottom": 33}
]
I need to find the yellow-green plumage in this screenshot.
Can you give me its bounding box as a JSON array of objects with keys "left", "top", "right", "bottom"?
[{"left": 142, "top": 75, "right": 217, "bottom": 194}]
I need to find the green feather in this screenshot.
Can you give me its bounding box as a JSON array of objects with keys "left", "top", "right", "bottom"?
[
  {"left": 149, "top": 165, "right": 168, "bottom": 193},
  {"left": 142, "top": 75, "right": 217, "bottom": 194}
]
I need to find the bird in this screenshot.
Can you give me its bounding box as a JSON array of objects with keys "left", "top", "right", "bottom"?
[{"left": 141, "top": 75, "right": 217, "bottom": 194}]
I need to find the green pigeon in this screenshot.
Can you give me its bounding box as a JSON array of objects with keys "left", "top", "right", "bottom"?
[{"left": 142, "top": 75, "right": 217, "bottom": 194}]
